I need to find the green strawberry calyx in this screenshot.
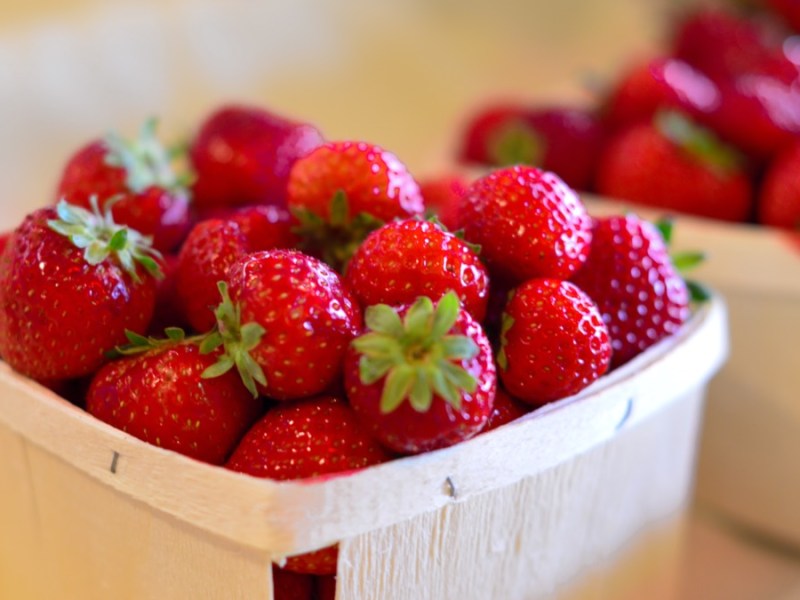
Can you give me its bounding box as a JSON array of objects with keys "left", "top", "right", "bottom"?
[
  {"left": 655, "top": 216, "right": 710, "bottom": 303},
  {"left": 352, "top": 291, "right": 479, "bottom": 414},
  {"left": 487, "top": 118, "right": 544, "bottom": 167},
  {"left": 292, "top": 190, "right": 384, "bottom": 272},
  {"left": 655, "top": 111, "right": 742, "bottom": 174},
  {"left": 104, "top": 117, "right": 193, "bottom": 195},
  {"left": 422, "top": 214, "right": 482, "bottom": 255},
  {"left": 47, "top": 198, "right": 162, "bottom": 282},
  {"left": 108, "top": 327, "right": 202, "bottom": 358},
  {"left": 199, "top": 281, "right": 267, "bottom": 397}
]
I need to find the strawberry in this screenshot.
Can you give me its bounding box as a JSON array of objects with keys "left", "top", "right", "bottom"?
[
  {"left": 204, "top": 250, "right": 362, "bottom": 399},
  {"left": 458, "top": 105, "right": 606, "bottom": 190},
  {"left": 227, "top": 395, "right": 389, "bottom": 574},
  {"left": 497, "top": 279, "right": 611, "bottom": 405},
  {"left": 758, "top": 140, "right": 800, "bottom": 227},
  {"left": 86, "top": 332, "right": 261, "bottom": 465},
  {"left": 287, "top": 141, "right": 425, "bottom": 270},
  {"left": 344, "top": 292, "right": 496, "bottom": 454},
  {"left": 175, "top": 219, "right": 250, "bottom": 333},
  {"left": 344, "top": 219, "right": 489, "bottom": 322},
  {"left": 189, "top": 104, "right": 324, "bottom": 210},
  {"left": 229, "top": 204, "right": 299, "bottom": 251},
  {"left": 0, "top": 200, "right": 159, "bottom": 381},
  {"left": 0, "top": 231, "right": 9, "bottom": 256},
  {"left": 55, "top": 119, "right": 191, "bottom": 253},
  {"left": 175, "top": 206, "right": 299, "bottom": 333},
  {"left": 460, "top": 165, "right": 592, "bottom": 283},
  {"left": 480, "top": 387, "right": 530, "bottom": 433},
  {"left": 272, "top": 566, "right": 314, "bottom": 600},
  {"left": 571, "top": 214, "right": 691, "bottom": 368},
  {"left": 418, "top": 173, "right": 469, "bottom": 232},
  {"left": 601, "top": 57, "right": 722, "bottom": 131},
  {"left": 596, "top": 112, "right": 753, "bottom": 222}
]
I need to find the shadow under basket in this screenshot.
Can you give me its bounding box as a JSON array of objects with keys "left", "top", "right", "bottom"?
[{"left": 0, "top": 297, "right": 727, "bottom": 600}]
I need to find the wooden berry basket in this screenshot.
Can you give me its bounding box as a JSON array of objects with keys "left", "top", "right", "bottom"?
[
  {"left": 584, "top": 197, "right": 800, "bottom": 550},
  {"left": 0, "top": 296, "right": 726, "bottom": 600}
]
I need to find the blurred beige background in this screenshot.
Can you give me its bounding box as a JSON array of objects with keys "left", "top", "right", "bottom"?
[{"left": 0, "top": 0, "right": 672, "bottom": 228}]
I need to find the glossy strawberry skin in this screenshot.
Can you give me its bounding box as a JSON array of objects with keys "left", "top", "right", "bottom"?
[
  {"left": 286, "top": 141, "right": 425, "bottom": 224},
  {"left": 226, "top": 250, "right": 363, "bottom": 400},
  {"left": 499, "top": 279, "right": 611, "bottom": 406},
  {"left": 758, "top": 141, "right": 800, "bottom": 228},
  {"left": 458, "top": 105, "right": 606, "bottom": 190},
  {"left": 344, "top": 308, "right": 496, "bottom": 455},
  {"left": 190, "top": 105, "right": 324, "bottom": 210},
  {"left": 460, "top": 166, "right": 592, "bottom": 283},
  {"left": 571, "top": 215, "right": 691, "bottom": 368},
  {"left": 56, "top": 140, "right": 190, "bottom": 253},
  {"left": 175, "top": 219, "right": 250, "bottom": 333},
  {"left": 602, "top": 57, "right": 721, "bottom": 130},
  {"left": 596, "top": 121, "right": 753, "bottom": 222},
  {"left": 345, "top": 219, "right": 489, "bottom": 322},
  {"left": 87, "top": 343, "right": 261, "bottom": 465},
  {"left": 229, "top": 205, "right": 300, "bottom": 251},
  {"left": 0, "top": 208, "right": 156, "bottom": 381},
  {"left": 418, "top": 174, "right": 469, "bottom": 232},
  {"left": 227, "top": 395, "right": 389, "bottom": 574}
]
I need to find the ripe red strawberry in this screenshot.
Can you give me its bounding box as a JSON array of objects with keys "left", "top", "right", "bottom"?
[
  {"left": 758, "top": 140, "right": 800, "bottom": 227},
  {"left": 86, "top": 334, "right": 261, "bottom": 465},
  {"left": 601, "top": 57, "right": 722, "bottom": 130},
  {"left": 189, "top": 105, "right": 324, "bottom": 210},
  {"left": 175, "top": 206, "right": 299, "bottom": 333},
  {"left": 345, "top": 219, "right": 489, "bottom": 322},
  {"left": 480, "top": 387, "right": 530, "bottom": 433},
  {"left": 344, "top": 292, "right": 496, "bottom": 454},
  {"left": 175, "top": 219, "right": 250, "bottom": 333},
  {"left": 460, "top": 165, "right": 592, "bottom": 283},
  {"left": 287, "top": 141, "right": 425, "bottom": 269},
  {"left": 149, "top": 253, "right": 188, "bottom": 333},
  {"left": 418, "top": 173, "right": 469, "bottom": 231},
  {"left": 458, "top": 105, "right": 606, "bottom": 190},
  {"left": 596, "top": 112, "right": 753, "bottom": 222},
  {"left": 204, "top": 250, "right": 362, "bottom": 399},
  {"left": 0, "top": 231, "right": 9, "bottom": 256},
  {"left": 226, "top": 395, "right": 389, "bottom": 574},
  {"left": 571, "top": 215, "right": 691, "bottom": 368},
  {"left": 0, "top": 200, "right": 159, "bottom": 381},
  {"left": 229, "top": 204, "right": 299, "bottom": 251},
  {"left": 55, "top": 119, "right": 191, "bottom": 253},
  {"left": 765, "top": 0, "right": 800, "bottom": 32},
  {"left": 272, "top": 566, "right": 314, "bottom": 600},
  {"left": 498, "top": 279, "right": 611, "bottom": 405}
]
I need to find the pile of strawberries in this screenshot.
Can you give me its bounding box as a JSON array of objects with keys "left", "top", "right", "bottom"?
[
  {"left": 457, "top": 0, "right": 800, "bottom": 229},
  {"left": 0, "top": 102, "right": 698, "bottom": 599}
]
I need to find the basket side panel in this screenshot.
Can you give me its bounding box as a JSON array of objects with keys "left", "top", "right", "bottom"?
[
  {"left": 337, "top": 387, "right": 705, "bottom": 600},
  {"left": 0, "top": 424, "right": 274, "bottom": 600},
  {"left": 0, "top": 424, "right": 50, "bottom": 599}
]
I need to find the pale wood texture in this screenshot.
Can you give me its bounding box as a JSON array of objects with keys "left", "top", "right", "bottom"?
[
  {"left": 584, "top": 196, "right": 800, "bottom": 549},
  {"left": 0, "top": 299, "right": 727, "bottom": 599}
]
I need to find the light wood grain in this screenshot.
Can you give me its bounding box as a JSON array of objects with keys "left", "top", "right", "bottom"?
[
  {"left": 0, "top": 298, "right": 727, "bottom": 599},
  {"left": 583, "top": 195, "right": 800, "bottom": 550}
]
